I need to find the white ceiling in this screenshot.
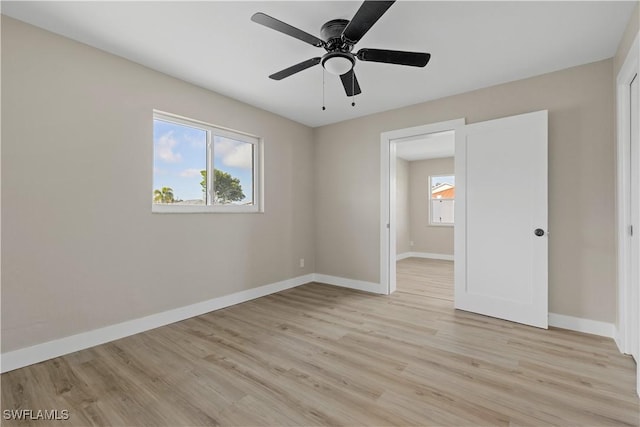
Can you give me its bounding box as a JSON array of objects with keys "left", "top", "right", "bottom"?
[
  {"left": 2, "top": 1, "right": 636, "bottom": 128},
  {"left": 396, "top": 130, "right": 454, "bottom": 161}
]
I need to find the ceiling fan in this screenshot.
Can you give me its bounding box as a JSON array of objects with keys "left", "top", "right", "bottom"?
[{"left": 251, "top": 1, "right": 431, "bottom": 97}]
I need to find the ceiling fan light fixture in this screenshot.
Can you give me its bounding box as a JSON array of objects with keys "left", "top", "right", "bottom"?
[
  {"left": 322, "top": 54, "right": 354, "bottom": 75},
  {"left": 252, "top": 1, "right": 431, "bottom": 98}
]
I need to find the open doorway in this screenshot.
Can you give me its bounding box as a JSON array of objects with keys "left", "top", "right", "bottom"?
[
  {"left": 382, "top": 112, "right": 548, "bottom": 328},
  {"left": 379, "top": 118, "right": 464, "bottom": 295},
  {"left": 395, "top": 131, "right": 455, "bottom": 301}
]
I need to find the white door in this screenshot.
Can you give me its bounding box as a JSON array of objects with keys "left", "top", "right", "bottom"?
[
  {"left": 630, "top": 73, "right": 639, "bottom": 362},
  {"left": 454, "top": 110, "right": 548, "bottom": 328}
]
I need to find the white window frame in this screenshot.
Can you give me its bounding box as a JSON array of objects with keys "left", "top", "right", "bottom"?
[
  {"left": 429, "top": 174, "right": 455, "bottom": 226},
  {"left": 152, "top": 110, "right": 263, "bottom": 214}
]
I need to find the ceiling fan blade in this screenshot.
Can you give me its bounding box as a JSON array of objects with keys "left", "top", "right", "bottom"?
[
  {"left": 269, "top": 57, "right": 322, "bottom": 80},
  {"left": 357, "top": 48, "right": 431, "bottom": 67},
  {"left": 342, "top": 1, "right": 395, "bottom": 44},
  {"left": 340, "top": 69, "right": 362, "bottom": 96},
  {"left": 251, "top": 12, "right": 325, "bottom": 48}
]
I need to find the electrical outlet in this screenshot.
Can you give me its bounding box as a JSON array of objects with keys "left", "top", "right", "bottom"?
[
  {"left": 410, "top": 241, "right": 414, "bottom": 247},
  {"left": 299, "top": 258, "right": 305, "bottom": 268}
]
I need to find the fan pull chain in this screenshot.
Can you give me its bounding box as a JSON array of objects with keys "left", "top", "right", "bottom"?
[
  {"left": 351, "top": 71, "right": 356, "bottom": 107},
  {"left": 322, "top": 68, "right": 326, "bottom": 111}
]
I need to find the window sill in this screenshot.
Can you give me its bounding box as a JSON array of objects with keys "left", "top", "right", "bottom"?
[{"left": 152, "top": 204, "right": 262, "bottom": 214}]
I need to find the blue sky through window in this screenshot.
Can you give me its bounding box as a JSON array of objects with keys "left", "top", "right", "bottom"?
[
  {"left": 431, "top": 175, "right": 455, "bottom": 188},
  {"left": 153, "top": 120, "right": 206, "bottom": 201},
  {"left": 213, "top": 136, "right": 253, "bottom": 204},
  {"left": 153, "top": 119, "right": 253, "bottom": 203}
]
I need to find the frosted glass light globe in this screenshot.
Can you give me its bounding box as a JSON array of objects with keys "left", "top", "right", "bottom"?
[{"left": 323, "top": 56, "right": 353, "bottom": 75}]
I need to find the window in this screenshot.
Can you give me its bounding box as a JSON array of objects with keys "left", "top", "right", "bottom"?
[
  {"left": 429, "top": 174, "right": 455, "bottom": 226},
  {"left": 152, "top": 111, "right": 262, "bottom": 213}
]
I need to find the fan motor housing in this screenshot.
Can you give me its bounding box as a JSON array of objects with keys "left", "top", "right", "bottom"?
[{"left": 321, "top": 19, "right": 351, "bottom": 51}]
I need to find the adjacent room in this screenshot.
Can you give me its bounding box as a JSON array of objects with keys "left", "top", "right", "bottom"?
[
  {"left": 395, "top": 130, "right": 456, "bottom": 301},
  {"left": 2, "top": 1, "right": 639, "bottom": 425}
]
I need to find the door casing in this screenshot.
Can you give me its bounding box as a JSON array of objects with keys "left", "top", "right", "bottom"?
[{"left": 615, "top": 31, "right": 639, "bottom": 397}]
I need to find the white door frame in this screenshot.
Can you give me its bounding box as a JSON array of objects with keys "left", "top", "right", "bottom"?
[
  {"left": 615, "top": 31, "right": 639, "bottom": 397},
  {"left": 616, "top": 32, "right": 639, "bottom": 353},
  {"left": 380, "top": 118, "right": 465, "bottom": 294}
]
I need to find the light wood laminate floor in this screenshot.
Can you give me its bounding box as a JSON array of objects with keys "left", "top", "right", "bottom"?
[{"left": 1, "top": 258, "right": 638, "bottom": 426}]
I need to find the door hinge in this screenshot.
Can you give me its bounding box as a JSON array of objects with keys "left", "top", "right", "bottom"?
[
  {"left": 387, "top": 223, "right": 390, "bottom": 229},
  {"left": 631, "top": 225, "right": 634, "bottom": 236}
]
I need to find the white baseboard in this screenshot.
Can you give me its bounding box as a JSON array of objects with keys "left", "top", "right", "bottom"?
[
  {"left": 0, "top": 274, "right": 314, "bottom": 373},
  {"left": 398, "top": 251, "right": 454, "bottom": 261},
  {"left": 313, "top": 273, "right": 386, "bottom": 295},
  {"left": 548, "top": 313, "right": 615, "bottom": 338}
]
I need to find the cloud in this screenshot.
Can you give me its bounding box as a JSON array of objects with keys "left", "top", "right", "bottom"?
[
  {"left": 215, "top": 138, "right": 252, "bottom": 169},
  {"left": 155, "top": 131, "right": 182, "bottom": 163},
  {"left": 179, "top": 168, "right": 202, "bottom": 178},
  {"left": 184, "top": 133, "right": 206, "bottom": 148}
]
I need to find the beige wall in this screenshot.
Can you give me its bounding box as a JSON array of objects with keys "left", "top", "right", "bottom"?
[
  {"left": 1, "top": 17, "right": 315, "bottom": 352},
  {"left": 396, "top": 158, "right": 410, "bottom": 255},
  {"left": 409, "top": 157, "right": 455, "bottom": 256},
  {"left": 315, "top": 59, "right": 615, "bottom": 322}
]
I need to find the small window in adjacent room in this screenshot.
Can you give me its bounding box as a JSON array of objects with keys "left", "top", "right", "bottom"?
[
  {"left": 152, "top": 111, "right": 262, "bottom": 213},
  {"left": 429, "top": 174, "right": 455, "bottom": 226}
]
